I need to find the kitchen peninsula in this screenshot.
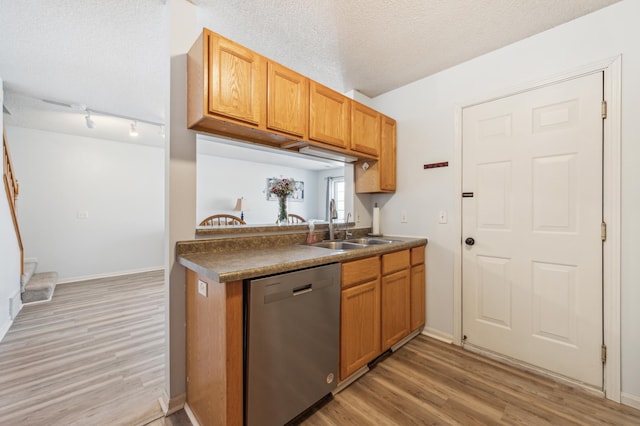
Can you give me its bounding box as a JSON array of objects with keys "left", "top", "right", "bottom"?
[{"left": 177, "top": 227, "right": 427, "bottom": 425}]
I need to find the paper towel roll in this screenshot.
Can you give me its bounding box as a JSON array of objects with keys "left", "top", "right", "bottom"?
[{"left": 372, "top": 206, "right": 380, "bottom": 235}]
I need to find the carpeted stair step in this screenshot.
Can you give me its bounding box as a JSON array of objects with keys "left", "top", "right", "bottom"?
[
  {"left": 21, "top": 260, "right": 38, "bottom": 293},
  {"left": 22, "top": 271, "right": 57, "bottom": 304}
]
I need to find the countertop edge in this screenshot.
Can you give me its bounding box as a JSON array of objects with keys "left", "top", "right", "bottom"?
[{"left": 177, "top": 237, "right": 427, "bottom": 283}]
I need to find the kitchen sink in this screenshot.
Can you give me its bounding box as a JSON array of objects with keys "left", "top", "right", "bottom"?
[
  {"left": 310, "top": 241, "right": 367, "bottom": 250},
  {"left": 345, "top": 238, "right": 395, "bottom": 245}
]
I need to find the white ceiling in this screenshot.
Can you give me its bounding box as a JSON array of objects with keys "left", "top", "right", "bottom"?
[{"left": 0, "top": 0, "right": 620, "bottom": 152}]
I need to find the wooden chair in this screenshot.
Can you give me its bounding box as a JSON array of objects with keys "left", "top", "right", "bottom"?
[
  {"left": 199, "top": 214, "right": 246, "bottom": 226},
  {"left": 287, "top": 214, "right": 306, "bottom": 224}
]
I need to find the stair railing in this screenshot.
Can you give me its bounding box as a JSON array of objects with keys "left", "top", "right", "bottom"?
[{"left": 3, "top": 129, "right": 23, "bottom": 275}]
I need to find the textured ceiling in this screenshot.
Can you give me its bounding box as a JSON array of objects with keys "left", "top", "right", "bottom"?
[
  {"left": 0, "top": 0, "right": 620, "bottom": 148},
  {"left": 192, "top": 0, "right": 620, "bottom": 97}
]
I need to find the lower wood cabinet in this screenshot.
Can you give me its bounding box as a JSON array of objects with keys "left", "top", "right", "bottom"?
[
  {"left": 381, "top": 250, "right": 411, "bottom": 350},
  {"left": 340, "top": 245, "right": 426, "bottom": 382},
  {"left": 381, "top": 269, "right": 411, "bottom": 350},
  {"left": 410, "top": 246, "right": 426, "bottom": 331},
  {"left": 340, "top": 278, "right": 381, "bottom": 380}
]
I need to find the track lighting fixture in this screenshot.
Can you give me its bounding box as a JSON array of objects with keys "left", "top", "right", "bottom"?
[
  {"left": 26, "top": 94, "right": 167, "bottom": 138},
  {"left": 85, "top": 111, "right": 96, "bottom": 129}
]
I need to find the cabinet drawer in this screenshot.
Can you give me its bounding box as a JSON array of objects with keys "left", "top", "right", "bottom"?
[
  {"left": 381, "top": 249, "right": 410, "bottom": 275},
  {"left": 342, "top": 256, "right": 380, "bottom": 289},
  {"left": 411, "top": 246, "right": 425, "bottom": 266}
]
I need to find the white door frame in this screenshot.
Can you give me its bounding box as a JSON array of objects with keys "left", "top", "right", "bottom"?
[{"left": 453, "top": 56, "right": 622, "bottom": 402}]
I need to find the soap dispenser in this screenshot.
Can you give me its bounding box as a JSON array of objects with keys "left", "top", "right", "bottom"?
[{"left": 305, "top": 220, "right": 317, "bottom": 244}]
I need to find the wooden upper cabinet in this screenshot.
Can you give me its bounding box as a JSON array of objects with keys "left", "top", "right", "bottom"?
[
  {"left": 267, "top": 62, "right": 308, "bottom": 138},
  {"left": 380, "top": 116, "right": 397, "bottom": 191},
  {"left": 207, "top": 31, "right": 264, "bottom": 125},
  {"left": 355, "top": 114, "right": 396, "bottom": 194},
  {"left": 309, "top": 81, "right": 350, "bottom": 149},
  {"left": 351, "top": 102, "right": 380, "bottom": 156}
]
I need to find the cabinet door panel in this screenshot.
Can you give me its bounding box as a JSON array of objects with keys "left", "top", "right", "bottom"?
[
  {"left": 351, "top": 102, "right": 380, "bottom": 156},
  {"left": 340, "top": 279, "right": 380, "bottom": 380},
  {"left": 410, "top": 263, "right": 426, "bottom": 331},
  {"left": 309, "top": 82, "right": 349, "bottom": 148},
  {"left": 209, "top": 35, "right": 263, "bottom": 125},
  {"left": 267, "top": 62, "right": 308, "bottom": 137},
  {"left": 381, "top": 269, "right": 411, "bottom": 350},
  {"left": 380, "top": 116, "right": 397, "bottom": 191}
]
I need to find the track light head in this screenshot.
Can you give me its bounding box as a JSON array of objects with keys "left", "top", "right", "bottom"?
[
  {"left": 85, "top": 112, "right": 96, "bottom": 129},
  {"left": 129, "top": 121, "right": 138, "bottom": 137}
]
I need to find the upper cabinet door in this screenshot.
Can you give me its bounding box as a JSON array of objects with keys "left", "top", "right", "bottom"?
[
  {"left": 267, "top": 62, "right": 308, "bottom": 138},
  {"left": 351, "top": 102, "right": 380, "bottom": 157},
  {"left": 309, "top": 81, "right": 350, "bottom": 149},
  {"left": 380, "top": 116, "right": 397, "bottom": 191},
  {"left": 208, "top": 33, "right": 263, "bottom": 125}
]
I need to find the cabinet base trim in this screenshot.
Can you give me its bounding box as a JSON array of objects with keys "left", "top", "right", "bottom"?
[
  {"left": 333, "top": 365, "right": 369, "bottom": 395},
  {"left": 390, "top": 329, "right": 422, "bottom": 352},
  {"left": 183, "top": 402, "right": 201, "bottom": 426}
]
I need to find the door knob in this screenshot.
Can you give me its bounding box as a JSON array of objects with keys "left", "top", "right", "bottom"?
[{"left": 465, "top": 237, "right": 475, "bottom": 246}]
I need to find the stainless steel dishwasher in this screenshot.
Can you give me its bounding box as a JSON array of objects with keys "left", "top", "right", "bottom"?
[{"left": 245, "top": 263, "right": 340, "bottom": 426}]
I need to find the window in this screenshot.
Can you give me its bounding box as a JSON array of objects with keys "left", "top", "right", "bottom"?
[{"left": 328, "top": 176, "right": 345, "bottom": 221}]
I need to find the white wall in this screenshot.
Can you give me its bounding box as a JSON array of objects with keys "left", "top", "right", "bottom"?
[
  {"left": 5, "top": 126, "right": 164, "bottom": 282},
  {"left": 371, "top": 0, "right": 640, "bottom": 400},
  {"left": 0, "top": 77, "right": 22, "bottom": 340},
  {"left": 196, "top": 153, "right": 323, "bottom": 224}
]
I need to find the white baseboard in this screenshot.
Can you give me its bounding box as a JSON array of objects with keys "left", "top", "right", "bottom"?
[
  {"left": 9, "top": 291, "right": 22, "bottom": 319},
  {"left": 57, "top": 266, "right": 164, "bottom": 284},
  {"left": 422, "top": 327, "right": 454, "bottom": 344},
  {"left": 159, "top": 391, "right": 185, "bottom": 416},
  {"left": 621, "top": 392, "right": 640, "bottom": 410},
  {"left": 0, "top": 318, "right": 13, "bottom": 343}
]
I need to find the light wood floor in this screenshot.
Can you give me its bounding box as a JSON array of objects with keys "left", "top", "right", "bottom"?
[
  {"left": 301, "top": 335, "right": 640, "bottom": 425},
  {"left": 0, "top": 270, "right": 167, "bottom": 426},
  {"left": 5, "top": 271, "right": 638, "bottom": 425}
]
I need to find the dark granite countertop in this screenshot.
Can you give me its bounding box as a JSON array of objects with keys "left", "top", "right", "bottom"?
[{"left": 177, "top": 232, "right": 427, "bottom": 283}]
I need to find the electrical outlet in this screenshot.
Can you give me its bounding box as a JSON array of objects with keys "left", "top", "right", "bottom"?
[
  {"left": 439, "top": 210, "right": 448, "bottom": 224},
  {"left": 401, "top": 210, "right": 408, "bottom": 223},
  {"left": 198, "top": 280, "right": 208, "bottom": 297},
  {"left": 77, "top": 210, "right": 89, "bottom": 219}
]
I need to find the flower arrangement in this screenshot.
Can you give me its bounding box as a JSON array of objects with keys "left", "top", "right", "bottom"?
[
  {"left": 269, "top": 177, "right": 296, "bottom": 198},
  {"left": 268, "top": 177, "right": 296, "bottom": 224}
]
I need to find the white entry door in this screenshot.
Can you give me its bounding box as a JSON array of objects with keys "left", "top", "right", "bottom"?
[{"left": 462, "top": 72, "right": 603, "bottom": 388}]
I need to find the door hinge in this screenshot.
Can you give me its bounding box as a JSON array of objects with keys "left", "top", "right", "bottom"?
[
  {"left": 601, "top": 222, "right": 607, "bottom": 241},
  {"left": 602, "top": 100, "right": 607, "bottom": 119},
  {"left": 601, "top": 344, "right": 607, "bottom": 363}
]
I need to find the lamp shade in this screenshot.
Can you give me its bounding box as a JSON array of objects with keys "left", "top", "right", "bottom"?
[{"left": 233, "top": 197, "right": 247, "bottom": 212}]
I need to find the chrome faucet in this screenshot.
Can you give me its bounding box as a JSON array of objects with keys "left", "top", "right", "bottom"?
[
  {"left": 328, "top": 198, "right": 338, "bottom": 240},
  {"left": 344, "top": 212, "right": 353, "bottom": 239}
]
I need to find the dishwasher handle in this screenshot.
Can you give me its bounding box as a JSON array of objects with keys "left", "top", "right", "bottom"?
[{"left": 292, "top": 283, "right": 312, "bottom": 296}]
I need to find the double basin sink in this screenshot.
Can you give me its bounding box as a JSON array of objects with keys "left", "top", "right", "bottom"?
[{"left": 309, "top": 237, "right": 396, "bottom": 251}]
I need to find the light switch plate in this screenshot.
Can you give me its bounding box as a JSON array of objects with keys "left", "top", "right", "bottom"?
[
  {"left": 401, "top": 210, "right": 408, "bottom": 223},
  {"left": 198, "top": 280, "right": 208, "bottom": 297},
  {"left": 439, "top": 210, "right": 448, "bottom": 224}
]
